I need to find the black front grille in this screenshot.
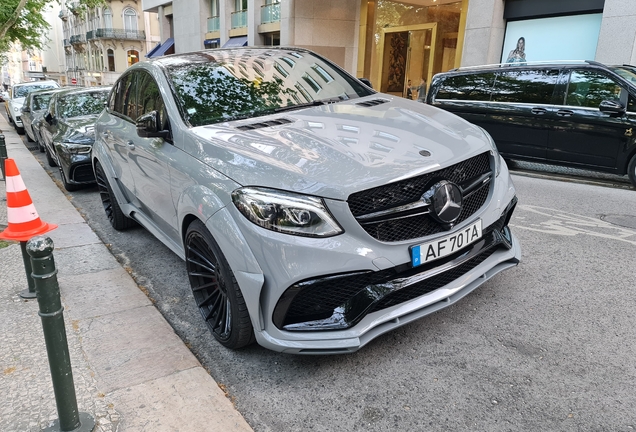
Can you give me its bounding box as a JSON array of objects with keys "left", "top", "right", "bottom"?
[
  {"left": 348, "top": 152, "right": 492, "bottom": 242},
  {"left": 71, "top": 164, "right": 95, "bottom": 183},
  {"left": 273, "top": 199, "right": 517, "bottom": 331},
  {"left": 369, "top": 248, "right": 496, "bottom": 312}
]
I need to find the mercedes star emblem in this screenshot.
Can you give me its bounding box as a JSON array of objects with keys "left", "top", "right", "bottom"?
[{"left": 424, "top": 180, "right": 463, "bottom": 225}]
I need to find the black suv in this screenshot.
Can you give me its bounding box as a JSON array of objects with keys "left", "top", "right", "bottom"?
[{"left": 426, "top": 61, "right": 636, "bottom": 187}]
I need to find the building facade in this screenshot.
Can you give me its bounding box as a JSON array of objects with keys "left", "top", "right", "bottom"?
[
  {"left": 59, "top": 0, "right": 160, "bottom": 86},
  {"left": 141, "top": 0, "right": 635, "bottom": 97}
]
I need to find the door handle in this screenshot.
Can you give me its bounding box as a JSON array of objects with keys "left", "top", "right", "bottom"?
[
  {"left": 531, "top": 107, "right": 547, "bottom": 115},
  {"left": 557, "top": 109, "right": 573, "bottom": 117},
  {"left": 127, "top": 140, "right": 135, "bottom": 150}
]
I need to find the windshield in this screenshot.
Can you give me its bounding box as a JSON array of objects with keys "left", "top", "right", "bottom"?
[
  {"left": 32, "top": 94, "right": 53, "bottom": 111},
  {"left": 14, "top": 83, "right": 58, "bottom": 98},
  {"left": 58, "top": 90, "right": 108, "bottom": 118},
  {"left": 611, "top": 67, "right": 636, "bottom": 86},
  {"left": 162, "top": 49, "right": 374, "bottom": 127}
]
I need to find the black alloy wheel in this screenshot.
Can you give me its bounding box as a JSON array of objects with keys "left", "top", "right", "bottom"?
[
  {"left": 45, "top": 147, "right": 57, "bottom": 167},
  {"left": 34, "top": 131, "right": 45, "bottom": 152},
  {"left": 185, "top": 220, "right": 254, "bottom": 350},
  {"left": 628, "top": 154, "right": 636, "bottom": 188},
  {"left": 94, "top": 160, "right": 136, "bottom": 230}
]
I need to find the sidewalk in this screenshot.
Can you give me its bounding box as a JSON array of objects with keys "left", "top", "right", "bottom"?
[{"left": 0, "top": 115, "right": 253, "bottom": 431}]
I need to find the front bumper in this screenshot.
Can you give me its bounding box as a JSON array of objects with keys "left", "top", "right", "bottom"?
[
  {"left": 216, "top": 159, "right": 520, "bottom": 354},
  {"left": 55, "top": 145, "right": 96, "bottom": 185}
]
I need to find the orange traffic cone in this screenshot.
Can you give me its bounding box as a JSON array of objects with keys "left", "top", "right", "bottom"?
[{"left": 0, "top": 158, "right": 57, "bottom": 241}]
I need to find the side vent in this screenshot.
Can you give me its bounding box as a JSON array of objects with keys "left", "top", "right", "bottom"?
[
  {"left": 355, "top": 98, "right": 390, "bottom": 108},
  {"left": 236, "top": 118, "right": 293, "bottom": 131}
]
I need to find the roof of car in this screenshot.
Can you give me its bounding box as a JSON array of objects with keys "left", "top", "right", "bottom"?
[
  {"left": 446, "top": 60, "right": 608, "bottom": 74},
  {"left": 53, "top": 85, "right": 113, "bottom": 98},
  {"left": 148, "top": 46, "right": 312, "bottom": 66},
  {"left": 13, "top": 80, "right": 59, "bottom": 88}
]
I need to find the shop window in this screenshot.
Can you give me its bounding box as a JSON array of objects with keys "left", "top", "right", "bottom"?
[{"left": 127, "top": 50, "right": 139, "bottom": 67}]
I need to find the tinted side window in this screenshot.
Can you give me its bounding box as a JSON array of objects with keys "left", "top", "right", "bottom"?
[
  {"left": 492, "top": 69, "right": 558, "bottom": 104},
  {"left": 113, "top": 73, "right": 137, "bottom": 120},
  {"left": 435, "top": 73, "right": 495, "bottom": 101},
  {"left": 566, "top": 70, "right": 621, "bottom": 108},
  {"left": 628, "top": 94, "right": 636, "bottom": 113},
  {"left": 138, "top": 72, "right": 169, "bottom": 130}
]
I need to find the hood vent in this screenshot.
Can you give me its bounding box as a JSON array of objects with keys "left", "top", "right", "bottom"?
[
  {"left": 236, "top": 118, "right": 293, "bottom": 131},
  {"left": 355, "top": 98, "right": 390, "bottom": 108}
]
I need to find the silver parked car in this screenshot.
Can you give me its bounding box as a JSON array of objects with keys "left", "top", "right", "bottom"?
[
  {"left": 92, "top": 48, "right": 521, "bottom": 353},
  {"left": 21, "top": 88, "right": 65, "bottom": 148}
]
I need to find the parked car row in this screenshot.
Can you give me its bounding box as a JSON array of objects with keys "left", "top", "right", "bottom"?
[
  {"left": 20, "top": 85, "right": 111, "bottom": 191},
  {"left": 5, "top": 80, "right": 60, "bottom": 134}
]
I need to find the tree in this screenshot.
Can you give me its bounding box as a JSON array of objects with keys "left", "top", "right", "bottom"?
[{"left": 0, "top": 0, "right": 104, "bottom": 59}]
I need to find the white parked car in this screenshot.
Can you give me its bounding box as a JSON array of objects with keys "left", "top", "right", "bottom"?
[{"left": 6, "top": 80, "right": 59, "bottom": 134}]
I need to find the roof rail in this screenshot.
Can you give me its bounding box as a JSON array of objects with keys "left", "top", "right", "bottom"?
[{"left": 450, "top": 60, "right": 600, "bottom": 72}]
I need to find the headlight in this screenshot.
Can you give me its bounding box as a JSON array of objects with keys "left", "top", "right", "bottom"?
[
  {"left": 479, "top": 127, "right": 501, "bottom": 177},
  {"left": 13, "top": 106, "right": 19, "bottom": 112},
  {"left": 232, "top": 187, "right": 343, "bottom": 238},
  {"left": 60, "top": 142, "right": 92, "bottom": 154}
]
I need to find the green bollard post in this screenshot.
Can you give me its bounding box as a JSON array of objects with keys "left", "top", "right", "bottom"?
[
  {"left": 19, "top": 241, "right": 37, "bottom": 299},
  {"left": 27, "top": 236, "right": 96, "bottom": 432},
  {"left": 0, "top": 133, "right": 7, "bottom": 180}
]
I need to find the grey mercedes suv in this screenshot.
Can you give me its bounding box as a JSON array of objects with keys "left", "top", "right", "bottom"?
[{"left": 92, "top": 47, "right": 521, "bottom": 353}]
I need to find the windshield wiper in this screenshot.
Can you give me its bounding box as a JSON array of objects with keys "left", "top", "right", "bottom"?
[{"left": 271, "top": 99, "right": 326, "bottom": 113}]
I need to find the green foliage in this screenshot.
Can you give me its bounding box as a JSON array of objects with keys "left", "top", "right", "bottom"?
[{"left": 0, "top": 0, "right": 104, "bottom": 61}]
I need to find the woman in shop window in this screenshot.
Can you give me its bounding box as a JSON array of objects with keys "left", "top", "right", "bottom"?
[{"left": 506, "top": 37, "right": 526, "bottom": 65}]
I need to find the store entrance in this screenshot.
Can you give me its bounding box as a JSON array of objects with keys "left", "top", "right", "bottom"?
[{"left": 377, "top": 23, "right": 437, "bottom": 100}]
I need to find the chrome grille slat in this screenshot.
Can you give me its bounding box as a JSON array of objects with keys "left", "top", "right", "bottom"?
[{"left": 347, "top": 153, "right": 492, "bottom": 242}]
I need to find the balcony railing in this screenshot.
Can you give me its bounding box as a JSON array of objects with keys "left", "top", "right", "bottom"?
[
  {"left": 63, "top": 39, "right": 71, "bottom": 47},
  {"left": 70, "top": 34, "right": 86, "bottom": 44},
  {"left": 207, "top": 16, "right": 220, "bottom": 32},
  {"left": 86, "top": 28, "right": 146, "bottom": 41},
  {"left": 231, "top": 10, "right": 247, "bottom": 29},
  {"left": 261, "top": 3, "right": 280, "bottom": 24}
]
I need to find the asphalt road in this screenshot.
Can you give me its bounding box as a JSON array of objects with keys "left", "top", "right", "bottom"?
[{"left": 12, "top": 124, "right": 636, "bottom": 431}]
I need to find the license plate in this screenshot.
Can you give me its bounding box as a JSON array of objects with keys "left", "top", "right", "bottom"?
[{"left": 410, "top": 220, "right": 482, "bottom": 267}]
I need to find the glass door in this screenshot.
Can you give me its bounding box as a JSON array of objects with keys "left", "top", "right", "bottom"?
[{"left": 377, "top": 23, "right": 437, "bottom": 99}]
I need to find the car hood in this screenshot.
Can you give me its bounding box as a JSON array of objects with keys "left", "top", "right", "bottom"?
[
  {"left": 190, "top": 96, "right": 492, "bottom": 200},
  {"left": 61, "top": 115, "right": 99, "bottom": 141},
  {"left": 10, "top": 97, "right": 25, "bottom": 109}
]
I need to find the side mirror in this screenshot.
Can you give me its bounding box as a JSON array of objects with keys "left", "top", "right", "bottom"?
[
  {"left": 599, "top": 99, "right": 625, "bottom": 115},
  {"left": 359, "top": 78, "right": 373, "bottom": 89},
  {"left": 136, "top": 110, "right": 169, "bottom": 139},
  {"left": 44, "top": 112, "right": 55, "bottom": 125}
]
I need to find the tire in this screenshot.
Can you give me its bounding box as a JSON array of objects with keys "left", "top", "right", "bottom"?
[
  {"left": 59, "top": 166, "right": 80, "bottom": 192},
  {"left": 15, "top": 125, "right": 24, "bottom": 135},
  {"left": 628, "top": 154, "right": 636, "bottom": 188},
  {"left": 25, "top": 127, "right": 34, "bottom": 142},
  {"left": 35, "top": 132, "right": 45, "bottom": 152},
  {"left": 185, "top": 220, "right": 255, "bottom": 350},
  {"left": 94, "top": 160, "right": 136, "bottom": 230},
  {"left": 45, "top": 147, "right": 57, "bottom": 167}
]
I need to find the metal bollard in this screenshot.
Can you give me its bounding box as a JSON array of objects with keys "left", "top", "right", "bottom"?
[
  {"left": 0, "top": 133, "right": 7, "bottom": 180},
  {"left": 27, "top": 236, "right": 96, "bottom": 432},
  {"left": 19, "top": 240, "right": 37, "bottom": 299}
]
